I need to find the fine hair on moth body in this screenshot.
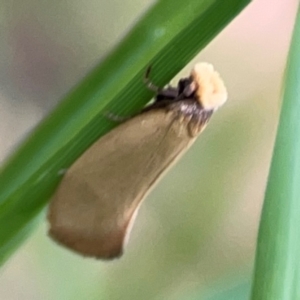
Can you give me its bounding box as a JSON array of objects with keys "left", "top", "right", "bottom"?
[{"left": 48, "top": 62, "right": 228, "bottom": 260}]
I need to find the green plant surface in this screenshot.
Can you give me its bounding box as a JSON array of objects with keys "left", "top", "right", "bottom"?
[
  {"left": 251, "top": 3, "right": 300, "bottom": 300},
  {"left": 0, "top": 0, "right": 251, "bottom": 265}
]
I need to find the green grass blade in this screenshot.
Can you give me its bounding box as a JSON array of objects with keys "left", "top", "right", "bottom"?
[
  {"left": 251, "top": 3, "right": 300, "bottom": 300},
  {"left": 0, "top": 0, "right": 251, "bottom": 265}
]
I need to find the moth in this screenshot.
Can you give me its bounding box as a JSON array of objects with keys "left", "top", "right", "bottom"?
[{"left": 48, "top": 63, "right": 227, "bottom": 259}]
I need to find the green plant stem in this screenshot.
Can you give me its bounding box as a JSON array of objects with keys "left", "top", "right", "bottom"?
[{"left": 251, "top": 3, "right": 300, "bottom": 300}]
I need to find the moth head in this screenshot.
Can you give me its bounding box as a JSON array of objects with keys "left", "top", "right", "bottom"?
[{"left": 191, "top": 63, "right": 228, "bottom": 110}]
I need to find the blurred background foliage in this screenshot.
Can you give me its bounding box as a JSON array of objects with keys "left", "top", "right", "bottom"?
[{"left": 0, "top": 0, "right": 297, "bottom": 299}]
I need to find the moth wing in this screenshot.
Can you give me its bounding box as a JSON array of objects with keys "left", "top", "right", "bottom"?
[{"left": 48, "top": 109, "right": 197, "bottom": 259}]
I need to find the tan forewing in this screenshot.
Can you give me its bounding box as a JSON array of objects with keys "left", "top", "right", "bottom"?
[{"left": 48, "top": 109, "right": 198, "bottom": 259}]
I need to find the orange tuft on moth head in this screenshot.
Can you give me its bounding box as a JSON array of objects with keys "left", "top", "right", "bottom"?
[{"left": 191, "top": 63, "right": 227, "bottom": 110}]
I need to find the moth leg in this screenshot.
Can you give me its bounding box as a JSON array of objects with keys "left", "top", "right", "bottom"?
[
  {"left": 102, "top": 111, "right": 130, "bottom": 123},
  {"left": 143, "top": 66, "right": 161, "bottom": 93},
  {"left": 182, "top": 81, "right": 197, "bottom": 98}
]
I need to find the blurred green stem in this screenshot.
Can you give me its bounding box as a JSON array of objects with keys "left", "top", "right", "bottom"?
[{"left": 251, "top": 3, "right": 300, "bottom": 300}]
